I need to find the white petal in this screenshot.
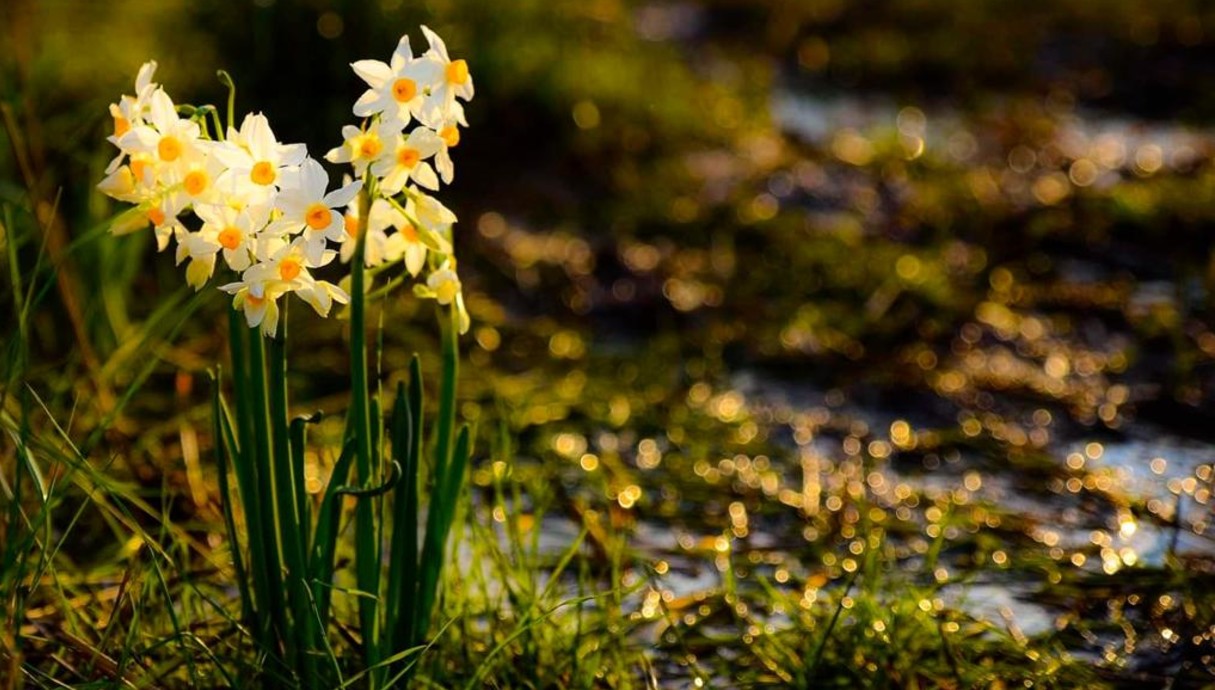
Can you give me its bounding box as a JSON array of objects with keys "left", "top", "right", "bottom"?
[
  {"left": 149, "top": 89, "right": 177, "bottom": 132},
  {"left": 436, "top": 150, "right": 454, "bottom": 184},
  {"left": 279, "top": 143, "right": 308, "bottom": 167},
  {"left": 325, "top": 146, "right": 348, "bottom": 164},
  {"left": 404, "top": 243, "right": 426, "bottom": 276},
  {"left": 407, "top": 129, "right": 442, "bottom": 157},
  {"left": 379, "top": 168, "right": 407, "bottom": 196},
  {"left": 298, "top": 158, "right": 329, "bottom": 199},
  {"left": 413, "top": 162, "right": 439, "bottom": 191},
  {"left": 353, "top": 89, "right": 383, "bottom": 117},
  {"left": 420, "top": 25, "right": 449, "bottom": 61},
  {"left": 135, "top": 61, "right": 158, "bottom": 93},
  {"left": 323, "top": 178, "right": 362, "bottom": 208},
  {"left": 390, "top": 35, "right": 413, "bottom": 71},
  {"left": 302, "top": 233, "right": 328, "bottom": 266},
  {"left": 351, "top": 59, "right": 392, "bottom": 88}
]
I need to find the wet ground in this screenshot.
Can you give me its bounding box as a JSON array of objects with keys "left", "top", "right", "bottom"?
[{"left": 432, "top": 4, "right": 1215, "bottom": 683}]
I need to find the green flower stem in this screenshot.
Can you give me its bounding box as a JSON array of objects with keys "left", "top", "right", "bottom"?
[
  {"left": 412, "top": 302, "right": 461, "bottom": 646},
  {"left": 226, "top": 308, "right": 279, "bottom": 656},
  {"left": 267, "top": 316, "right": 316, "bottom": 685},
  {"left": 387, "top": 358, "right": 422, "bottom": 657},
  {"left": 350, "top": 180, "right": 383, "bottom": 684},
  {"left": 245, "top": 321, "right": 290, "bottom": 671}
]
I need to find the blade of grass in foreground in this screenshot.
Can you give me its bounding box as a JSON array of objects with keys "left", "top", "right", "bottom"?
[{"left": 210, "top": 370, "right": 252, "bottom": 628}]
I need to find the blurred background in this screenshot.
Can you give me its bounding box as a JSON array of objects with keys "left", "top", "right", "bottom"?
[{"left": 4, "top": 0, "right": 1215, "bottom": 685}]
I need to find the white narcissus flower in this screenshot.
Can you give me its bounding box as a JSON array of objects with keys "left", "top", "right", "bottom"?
[
  {"left": 211, "top": 113, "right": 307, "bottom": 203},
  {"left": 387, "top": 216, "right": 429, "bottom": 277},
  {"left": 220, "top": 281, "right": 290, "bottom": 338},
  {"left": 405, "top": 188, "right": 456, "bottom": 252},
  {"left": 108, "top": 60, "right": 159, "bottom": 142},
  {"left": 373, "top": 127, "right": 441, "bottom": 194},
  {"left": 244, "top": 236, "right": 334, "bottom": 287},
  {"left": 98, "top": 153, "right": 158, "bottom": 203},
  {"left": 432, "top": 120, "right": 461, "bottom": 184},
  {"left": 350, "top": 35, "right": 441, "bottom": 128},
  {"left": 143, "top": 193, "right": 188, "bottom": 251},
  {"left": 338, "top": 198, "right": 426, "bottom": 274},
  {"left": 176, "top": 231, "right": 218, "bottom": 290},
  {"left": 325, "top": 119, "right": 401, "bottom": 175},
  {"left": 427, "top": 265, "right": 460, "bottom": 305},
  {"left": 234, "top": 237, "right": 350, "bottom": 321},
  {"left": 117, "top": 88, "right": 201, "bottom": 179},
  {"left": 419, "top": 25, "right": 473, "bottom": 127},
  {"left": 186, "top": 202, "right": 272, "bottom": 274},
  {"left": 296, "top": 279, "right": 350, "bottom": 318},
  {"left": 106, "top": 61, "right": 160, "bottom": 172},
  {"left": 269, "top": 158, "right": 362, "bottom": 264},
  {"left": 168, "top": 144, "right": 227, "bottom": 206},
  {"left": 420, "top": 260, "right": 470, "bottom": 334}
]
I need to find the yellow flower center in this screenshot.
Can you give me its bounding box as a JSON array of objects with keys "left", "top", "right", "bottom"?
[
  {"left": 439, "top": 125, "right": 460, "bottom": 148},
  {"left": 401, "top": 223, "right": 419, "bottom": 243},
  {"left": 147, "top": 207, "right": 166, "bottom": 227},
  {"left": 114, "top": 115, "right": 130, "bottom": 138},
  {"left": 279, "top": 257, "right": 302, "bottom": 281},
  {"left": 158, "top": 136, "right": 183, "bottom": 162},
  {"left": 344, "top": 213, "right": 360, "bottom": 237},
  {"left": 356, "top": 134, "right": 383, "bottom": 160},
  {"left": 397, "top": 147, "right": 420, "bottom": 169},
  {"left": 246, "top": 293, "right": 266, "bottom": 307},
  {"left": 392, "top": 78, "right": 418, "bottom": 103},
  {"left": 218, "top": 226, "right": 243, "bottom": 250},
  {"left": 251, "top": 161, "right": 276, "bottom": 186},
  {"left": 305, "top": 202, "right": 332, "bottom": 230},
  {"left": 445, "top": 59, "right": 469, "bottom": 85},
  {"left": 183, "top": 170, "right": 209, "bottom": 196}
]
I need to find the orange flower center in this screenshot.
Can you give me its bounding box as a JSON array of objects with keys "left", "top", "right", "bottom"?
[
  {"left": 184, "top": 170, "right": 209, "bottom": 196},
  {"left": 439, "top": 125, "right": 460, "bottom": 148},
  {"left": 218, "top": 226, "right": 243, "bottom": 250},
  {"left": 344, "top": 213, "right": 360, "bottom": 237},
  {"left": 130, "top": 157, "right": 151, "bottom": 182},
  {"left": 114, "top": 115, "right": 131, "bottom": 138},
  {"left": 251, "top": 161, "right": 276, "bottom": 186},
  {"left": 397, "top": 147, "right": 421, "bottom": 168},
  {"left": 356, "top": 134, "right": 383, "bottom": 160},
  {"left": 445, "top": 59, "right": 469, "bottom": 85},
  {"left": 246, "top": 293, "right": 266, "bottom": 307},
  {"left": 392, "top": 78, "right": 418, "bottom": 103},
  {"left": 401, "top": 223, "right": 419, "bottom": 243},
  {"left": 305, "top": 202, "right": 332, "bottom": 230},
  {"left": 279, "top": 257, "right": 302, "bottom": 281},
  {"left": 158, "top": 136, "right": 183, "bottom": 162},
  {"left": 147, "top": 207, "right": 166, "bottom": 227}
]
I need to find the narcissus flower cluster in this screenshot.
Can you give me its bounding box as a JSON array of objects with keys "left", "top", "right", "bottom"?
[{"left": 98, "top": 27, "right": 473, "bottom": 337}]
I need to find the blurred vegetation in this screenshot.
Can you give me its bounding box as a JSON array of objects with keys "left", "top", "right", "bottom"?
[{"left": 4, "top": 0, "right": 1215, "bottom": 687}]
